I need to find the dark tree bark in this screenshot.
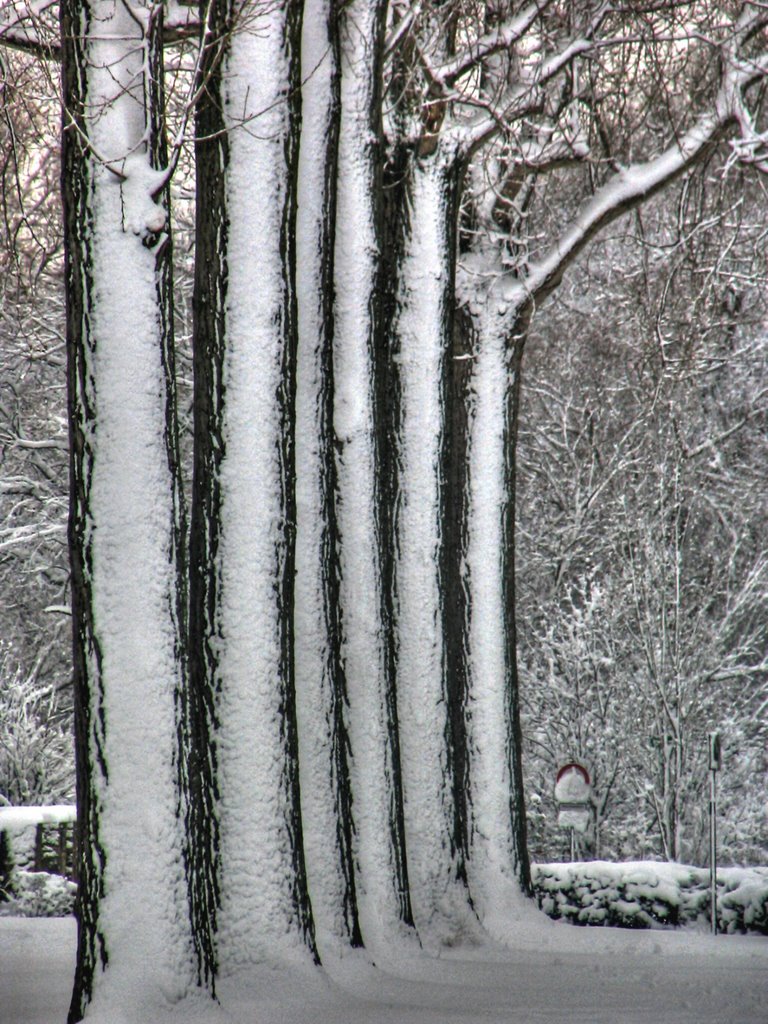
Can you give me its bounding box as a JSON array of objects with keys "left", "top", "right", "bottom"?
[
  {"left": 188, "top": 0, "right": 316, "bottom": 973},
  {"left": 185, "top": 0, "right": 231, "bottom": 989},
  {"left": 295, "top": 0, "right": 363, "bottom": 952},
  {"left": 61, "top": 7, "right": 107, "bottom": 1016},
  {"left": 62, "top": 1, "right": 191, "bottom": 1019}
]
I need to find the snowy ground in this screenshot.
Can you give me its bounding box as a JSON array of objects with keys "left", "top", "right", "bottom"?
[{"left": 3, "top": 912, "right": 767, "bottom": 1024}]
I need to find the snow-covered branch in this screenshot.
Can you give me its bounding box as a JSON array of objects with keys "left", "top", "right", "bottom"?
[
  {"left": 448, "top": 2, "right": 612, "bottom": 156},
  {"left": 501, "top": 125, "right": 721, "bottom": 306},
  {"left": 0, "top": 0, "right": 199, "bottom": 57},
  {"left": 499, "top": 36, "right": 768, "bottom": 308},
  {"left": 455, "top": 45, "right": 604, "bottom": 156},
  {"left": 435, "top": 0, "right": 555, "bottom": 87},
  {"left": 0, "top": 0, "right": 59, "bottom": 58}
]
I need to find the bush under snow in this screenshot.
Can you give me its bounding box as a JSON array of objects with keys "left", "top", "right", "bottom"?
[
  {"left": 2, "top": 855, "right": 766, "bottom": 934},
  {"left": 533, "top": 860, "right": 768, "bottom": 935},
  {"left": 0, "top": 870, "right": 77, "bottom": 918}
]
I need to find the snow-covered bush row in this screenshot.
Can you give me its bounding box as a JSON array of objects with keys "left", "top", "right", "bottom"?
[
  {"left": 2, "top": 859, "right": 766, "bottom": 930},
  {"left": 0, "top": 870, "right": 76, "bottom": 918},
  {"left": 533, "top": 861, "right": 768, "bottom": 935}
]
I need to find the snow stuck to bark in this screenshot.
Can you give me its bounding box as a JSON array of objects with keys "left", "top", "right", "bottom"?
[
  {"left": 392, "top": 162, "right": 471, "bottom": 939},
  {"left": 464, "top": 313, "right": 527, "bottom": 932},
  {"left": 333, "top": 1, "right": 407, "bottom": 948},
  {"left": 80, "top": 2, "right": 192, "bottom": 1015},
  {"left": 295, "top": 0, "right": 355, "bottom": 953},
  {"left": 213, "top": 7, "right": 308, "bottom": 970}
]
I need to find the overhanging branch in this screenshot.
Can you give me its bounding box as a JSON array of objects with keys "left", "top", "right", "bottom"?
[
  {"left": 0, "top": 0, "right": 200, "bottom": 59},
  {"left": 498, "top": 17, "right": 768, "bottom": 309}
]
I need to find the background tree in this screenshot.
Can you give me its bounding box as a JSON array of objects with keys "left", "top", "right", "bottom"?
[
  {"left": 518, "top": 162, "right": 768, "bottom": 864},
  {"left": 0, "top": 651, "right": 74, "bottom": 808},
  {"left": 0, "top": 35, "right": 69, "bottom": 696}
]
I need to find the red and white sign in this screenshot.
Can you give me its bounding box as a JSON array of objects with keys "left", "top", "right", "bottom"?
[{"left": 555, "top": 763, "right": 591, "bottom": 833}]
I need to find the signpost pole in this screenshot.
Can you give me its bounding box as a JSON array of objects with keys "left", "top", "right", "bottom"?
[
  {"left": 709, "top": 766, "right": 717, "bottom": 935},
  {"left": 708, "top": 732, "right": 721, "bottom": 937}
]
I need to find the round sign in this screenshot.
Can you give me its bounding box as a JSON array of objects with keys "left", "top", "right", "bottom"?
[
  {"left": 556, "top": 762, "right": 590, "bottom": 786},
  {"left": 554, "top": 763, "right": 592, "bottom": 809}
]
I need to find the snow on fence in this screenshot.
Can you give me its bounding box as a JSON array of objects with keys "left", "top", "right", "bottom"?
[
  {"left": 0, "top": 806, "right": 77, "bottom": 880},
  {"left": 533, "top": 861, "right": 768, "bottom": 935}
]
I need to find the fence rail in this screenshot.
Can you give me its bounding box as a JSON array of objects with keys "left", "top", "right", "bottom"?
[{"left": 0, "top": 805, "right": 77, "bottom": 881}]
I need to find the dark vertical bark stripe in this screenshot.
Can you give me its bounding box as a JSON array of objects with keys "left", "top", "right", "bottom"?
[
  {"left": 278, "top": 0, "right": 318, "bottom": 959},
  {"left": 442, "top": 249, "right": 473, "bottom": 878},
  {"left": 438, "top": 161, "right": 470, "bottom": 879},
  {"left": 187, "top": 0, "right": 232, "bottom": 990},
  {"left": 502, "top": 323, "right": 532, "bottom": 895},
  {"left": 318, "top": 0, "right": 363, "bottom": 948},
  {"left": 61, "top": 3, "right": 108, "bottom": 1018}
]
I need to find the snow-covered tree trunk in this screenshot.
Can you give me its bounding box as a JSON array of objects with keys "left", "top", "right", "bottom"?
[
  {"left": 333, "top": 0, "right": 413, "bottom": 946},
  {"left": 61, "top": 0, "right": 192, "bottom": 1019},
  {"left": 294, "top": 0, "right": 362, "bottom": 955},
  {"left": 388, "top": 154, "right": 477, "bottom": 938},
  {"left": 188, "top": 0, "right": 316, "bottom": 976},
  {"left": 452, "top": 26, "right": 761, "bottom": 920},
  {"left": 50, "top": 3, "right": 768, "bottom": 1006},
  {"left": 463, "top": 309, "right": 532, "bottom": 930}
]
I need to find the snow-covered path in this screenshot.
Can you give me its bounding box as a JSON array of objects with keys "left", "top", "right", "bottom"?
[{"left": 2, "top": 914, "right": 766, "bottom": 1024}]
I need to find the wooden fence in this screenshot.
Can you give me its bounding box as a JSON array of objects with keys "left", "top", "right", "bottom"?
[{"left": 0, "top": 805, "right": 77, "bottom": 882}]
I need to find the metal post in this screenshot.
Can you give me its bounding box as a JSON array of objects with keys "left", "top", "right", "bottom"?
[
  {"left": 709, "top": 765, "right": 717, "bottom": 935},
  {"left": 708, "top": 731, "right": 721, "bottom": 936},
  {"left": 594, "top": 798, "right": 601, "bottom": 860}
]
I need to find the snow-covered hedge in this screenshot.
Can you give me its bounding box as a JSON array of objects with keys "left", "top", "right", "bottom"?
[
  {"left": 0, "top": 870, "right": 77, "bottom": 918},
  {"left": 2, "top": 856, "right": 766, "bottom": 929},
  {"left": 533, "top": 861, "right": 768, "bottom": 935}
]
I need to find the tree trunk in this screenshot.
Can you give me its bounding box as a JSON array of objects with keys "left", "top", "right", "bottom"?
[
  {"left": 188, "top": 0, "right": 316, "bottom": 974},
  {"left": 463, "top": 309, "right": 532, "bottom": 929},
  {"left": 332, "top": 0, "right": 413, "bottom": 946},
  {"left": 186, "top": 0, "right": 230, "bottom": 989},
  {"left": 295, "top": 0, "right": 362, "bottom": 954},
  {"left": 388, "top": 154, "right": 477, "bottom": 939},
  {"left": 62, "top": 1, "right": 192, "bottom": 1018}
]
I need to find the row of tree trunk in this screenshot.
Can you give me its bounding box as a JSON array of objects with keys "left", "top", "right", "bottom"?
[
  {"left": 58, "top": 1, "right": 767, "bottom": 1019},
  {"left": 61, "top": 2, "right": 531, "bottom": 1018}
]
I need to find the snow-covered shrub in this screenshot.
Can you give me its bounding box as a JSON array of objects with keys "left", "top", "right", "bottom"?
[
  {"left": 0, "top": 653, "right": 74, "bottom": 808},
  {"left": 533, "top": 861, "right": 768, "bottom": 935},
  {"left": 718, "top": 871, "right": 768, "bottom": 934},
  {"left": 0, "top": 869, "right": 76, "bottom": 917}
]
